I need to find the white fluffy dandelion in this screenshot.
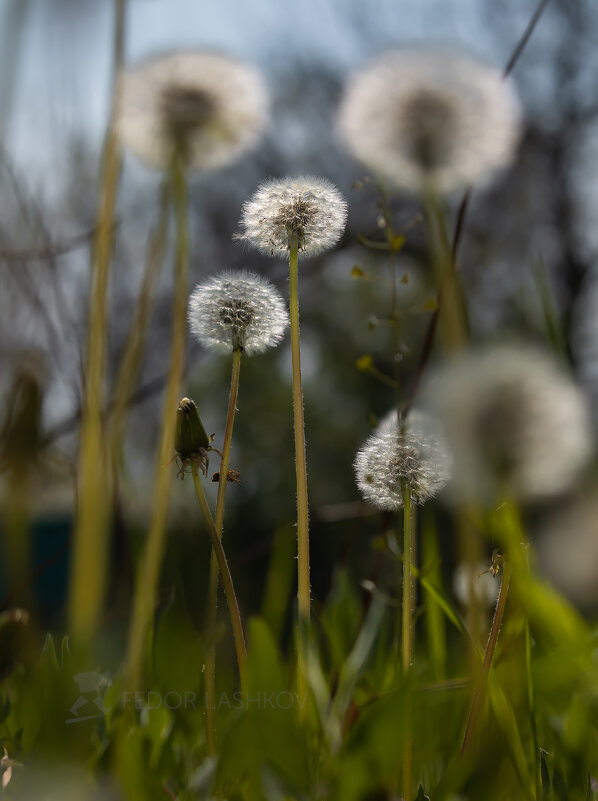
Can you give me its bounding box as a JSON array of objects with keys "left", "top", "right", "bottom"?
[
  {"left": 354, "top": 408, "right": 452, "bottom": 509},
  {"left": 424, "top": 345, "right": 593, "bottom": 504},
  {"left": 338, "top": 47, "right": 521, "bottom": 194},
  {"left": 188, "top": 271, "right": 289, "bottom": 355},
  {"left": 116, "top": 51, "right": 268, "bottom": 171},
  {"left": 239, "top": 176, "right": 347, "bottom": 256}
]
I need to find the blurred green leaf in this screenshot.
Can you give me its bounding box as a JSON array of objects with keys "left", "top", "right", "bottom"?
[
  {"left": 552, "top": 766, "right": 568, "bottom": 801},
  {"left": 141, "top": 703, "right": 173, "bottom": 768},
  {"left": 540, "top": 749, "right": 551, "bottom": 797},
  {"left": 412, "top": 564, "right": 464, "bottom": 634},
  {"left": 246, "top": 617, "right": 286, "bottom": 695},
  {"left": 152, "top": 588, "right": 203, "bottom": 693},
  {"left": 320, "top": 569, "right": 362, "bottom": 673},
  {"left": 261, "top": 526, "right": 295, "bottom": 643},
  {"left": 488, "top": 679, "right": 533, "bottom": 794},
  {"left": 329, "top": 587, "right": 386, "bottom": 745}
]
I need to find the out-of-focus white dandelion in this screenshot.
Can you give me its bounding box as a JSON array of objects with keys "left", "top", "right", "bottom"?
[
  {"left": 338, "top": 47, "right": 521, "bottom": 194},
  {"left": 424, "top": 345, "right": 593, "bottom": 504},
  {"left": 238, "top": 176, "right": 347, "bottom": 256},
  {"left": 572, "top": 276, "right": 598, "bottom": 425},
  {"left": 453, "top": 561, "right": 500, "bottom": 607},
  {"left": 116, "top": 51, "right": 268, "bottom": 171},
  {"left": 537, "top": 494, "right": 598, "bottom": 609},
  {"left": 354, "top": 408, "right": 452, "bottom": 509},
  {"left": 188, "top": 271, "right": 289, "bottom": 355}
]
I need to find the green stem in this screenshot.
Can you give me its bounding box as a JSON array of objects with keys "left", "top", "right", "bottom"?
[
  {"left": 401, "top": 485, "right": 413, "bottom": 801},
  {"left": 191, "top": 468, "right": 247, "bottom": 682},
  {"left": 289, "top": 240, "right": 311, "bottom": 697},
  {"left": 68, "top": 0, "right": 126, "bottom": 655},
  {"left": 205, "top": 347, "right": 242, "bottom": 754},
  {"left": 109, "top": 181, "right": 170, "bottom": 472},
  {"left": 214, "top": 349, "right": 242, "bottom": 535},
  {"left": 123, "top": 150, "right": 188, "bottom": 691},
  {"left": 461, "top": 557, "right": 512, "bottom": 756},
  {"left": 423, "top": 188, "right": 467, "bottom": 353},
  {"left": 402, "top": 487, "right": 413, "bottom": 673}
]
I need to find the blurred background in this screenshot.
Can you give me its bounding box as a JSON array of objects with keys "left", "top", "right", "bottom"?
[{"left": 1, "top": 0, "right": 598, "bottom": 648}]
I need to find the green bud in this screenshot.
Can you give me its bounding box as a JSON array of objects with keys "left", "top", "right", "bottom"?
[{"left": 175, "top": 397, "right": 210, "bottom": 458}]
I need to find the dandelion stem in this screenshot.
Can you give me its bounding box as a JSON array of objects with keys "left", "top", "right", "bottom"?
[
  {"left": 214, "top": 349, "right": 242, "bottom": 535},
  {"left": 461, "top": 556, "right": 512, "bottom": 756},
  {"left": 402, "top": 486, "right": 413, "bottom": 673},
  {"left": 191, "top": 467, "right": 247, "bottom": 681},
  {"left": 289, "top": 239, "right": 311, "bottom": 701},
  {"left": 423, "top": 189, "right": 467, "bottom": 353},
  {"left": 124, "top": 150, "right": 188, "bottom": 691},
  {"left": 108, "top": 181, "right": 170, "bottom": 472},
  {"left": 205, "top": 347, "right": 242, "bottom": 754},
  {"left": 68, "top": 0, "right": 126, "bottom": 655},
  {"left": 401, "top": 483, "right": 413, "bottom": 801}
]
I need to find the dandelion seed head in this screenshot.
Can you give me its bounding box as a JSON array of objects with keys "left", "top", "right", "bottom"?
[
  {"left": 354, "top": 408, "right": 451, "bottom": 510},
  {"left": 117, "top": 51, "right": 268, "bottom": 171},
  {"left": 239, "top": 176, "right": 347, "bottom": 257},
  {"left": 338, "top": 47, "right": 522, "bottom": 193},
  {"left": 425, "top": 345, "right": 593, "bottom": 504},
  {"left": 188, "top": 270, "right": 289, "bottom": 355}
]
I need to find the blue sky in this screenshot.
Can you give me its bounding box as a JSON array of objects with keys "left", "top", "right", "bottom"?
[{"left": 2, "top": 0, "right": 528, "bottom": 191}]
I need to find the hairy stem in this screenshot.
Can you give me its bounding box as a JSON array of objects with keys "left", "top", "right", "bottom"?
[
  {"left": 205, "top": 347, "right": 242, "bottom": 754},
  {"left": 402, "top": 487, "right": 413, "bottom": 673},
  {"left": 401, "top": 485, "right": 413, "bottom": 801},
  {"left": 289, "top": 240, "right": 311, "bottom": 702},
  {"left": 191, "top": 468, "right": 247, "bottom": 682}
]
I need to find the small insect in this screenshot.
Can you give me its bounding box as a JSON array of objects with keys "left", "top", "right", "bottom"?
[
  {"left": 211, "top": 469, "right": 241, "bottom": 484},
  {"left": 478, "top": 548, "right": 503, "bottom": 579}
]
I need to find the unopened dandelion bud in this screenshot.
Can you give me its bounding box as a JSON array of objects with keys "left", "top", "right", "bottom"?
[
  {"left": 239, "top": 176, "right": 347, "bottom": 257},
  {"left": 188, "top": 270, "right": 289, "bottom": 355},
  {"left": 175, "top": 397, "right": 210, "bottom": 459}
]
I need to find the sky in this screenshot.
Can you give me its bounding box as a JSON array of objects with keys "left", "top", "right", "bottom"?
[{"left": 1, "top": 0, "right": 529, "bottom": 192}]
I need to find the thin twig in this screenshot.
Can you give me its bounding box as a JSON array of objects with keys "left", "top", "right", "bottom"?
[
  {"left": 502, "top": 0, "right": 553, "bottom": 79},
  {"left": 0, "top": 228, "right": 100, "bottom": 261}
]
